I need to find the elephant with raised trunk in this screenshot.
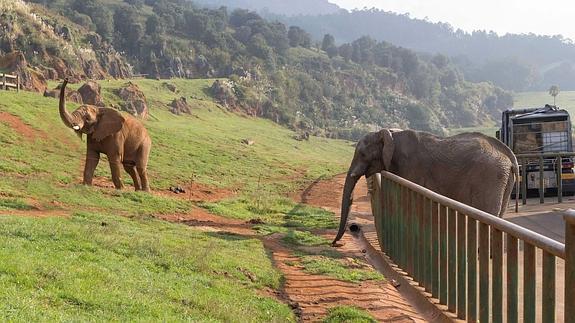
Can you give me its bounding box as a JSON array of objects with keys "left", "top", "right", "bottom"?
[
  {"left": 333, "top": 129, "right": 518, "bottom": 244},
  {"left": 58, "top": 78, "right": 152, "bottom": 192}
]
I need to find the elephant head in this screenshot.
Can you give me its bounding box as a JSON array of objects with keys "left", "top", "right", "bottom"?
[
  {"left": 333, "top": 129, "right": 395, "bottom": 245},
  {"left": 59, "top": 79, "right": 125, "bottom": 141}
]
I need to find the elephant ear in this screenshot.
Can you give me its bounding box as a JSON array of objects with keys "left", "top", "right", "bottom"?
[
  {"left": 92, "top": 108, "right": 125, "bottom": 141},
  {"left": 380, "top": 129, "right": 395, "bottom": 170}
]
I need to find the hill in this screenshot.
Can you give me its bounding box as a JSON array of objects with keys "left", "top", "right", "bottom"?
[
  {"left": 270, "top": 8, "right": 575, "bottom": 91},
  {"left": 1, "top": 0, "right": 512, "bottom": 137},
  {"left": 193, "top": 0, "right": 342, "bottom": 16},
  {"left": 0, "top": 77, "right": 365, "bottom": 320}
]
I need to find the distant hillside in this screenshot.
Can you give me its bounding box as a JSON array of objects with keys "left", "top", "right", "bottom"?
[
  {"left": 270, "top": 8, "right": 575, "bottom": 91},
  {"left": 192, "top": 0, "right": 342, "bottom": 16},
  {"left": 1, "top": 0, "right": 512, "bottom": 137}
]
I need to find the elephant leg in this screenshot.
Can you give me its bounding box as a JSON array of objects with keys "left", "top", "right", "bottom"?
[
  {"left": 136, "top": 144, "right": 151, "bottom": 192},
  {"left": 83, "top": 149, "right": 100, "bottom": 186},
  {"left": 123, "top": 162, "right": 141, "bottom": 191},
  {"left": 108, "top": 156, "right": 124, "bottom": 190}
]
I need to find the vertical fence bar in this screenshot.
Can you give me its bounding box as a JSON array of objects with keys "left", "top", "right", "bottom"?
[
  {"left": 386, "top": 179, "right": 392, "bottom": 255},
  {"left": 448, "top": 208, "right": 457, "bottom": 313},
  {"left": 411, "top": 191, "right": 418, "bottom": 280},
  {"left": 565, "top": 210, "right": 575, "bottom": 323},
  {"left": 425, "top": 199, "right": 434, "bottom": 293},
  {"left": 542, "top": 251, "right": 556, "bottom": 323},
  {"left": 492, "top": 228, "right": 503, "bottom": 323},
  {"left": 557, "top": 156, "right": 563, "bottom": 203},
  {"left": 457, "top": 212, "right": 466, "bottom": 320},
  {"left": 381, "top": 176, "right": 389, "bottom": 253},
  {"left": 431, "top": 201, "right": 439, "bottom": 298},
  {"left": 524, "top": 242, "right": 536, "bottom": 323},
  {"left": 507, "top": 235, "right": 518, "bottom": 323},
  {"left": 396, "top": 185, "right": 407, "bottom": 269},
  {"left": 394, "top": 181, "right": 400, "bottom": 260},
  {"left": 522, "top": 159, "right": 527, "bottom": 205},
  {"left": 416, "top": 193, "right": 423, "bottom": 285},
  {"left": 539, "top": 156, "right": 544, "bottom": 204},
  {"left": 16, "top": 74, "right": 19, "bottom": 92},
  {"left": 467, "top": 218, "right": 477, "bottom": 322},
  {"left": 479, "top": 222, "right": 489, "bottom": 323},
  {"left": 2, "top": 73, "right": 6, "bottom": 90},
  {"left": 439, "top": 205, "right": 448, "bottom": 305},
  {"left": 402, "top": 185, "right": 408, "bottom": 269},
  {"left": 405, "top": 190, "right": 413, "bottom": 275},
  {"left": 424, "top": 198, "right": 431, "bottom": 292}
]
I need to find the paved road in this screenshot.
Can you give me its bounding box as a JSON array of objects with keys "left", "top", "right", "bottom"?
[{"left": 504, "top": 196, "right": 575, "bottom": 243}]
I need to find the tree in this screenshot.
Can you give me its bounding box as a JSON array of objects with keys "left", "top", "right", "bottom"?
[
  {"left": 288, "top": 26, "right": 311, "bottom": 48},
  {"left": 549, "top": 85, "right": 560, "bottom": 105},
  {"left": 321, "top": 34, "right": 337, "bottom": 58},
  {"left": 321, "top": 34, "right": 335, "bottom": 51}
]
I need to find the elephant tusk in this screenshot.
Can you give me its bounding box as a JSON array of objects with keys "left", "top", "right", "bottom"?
[{"left": 73, "top": 125, "right": 80, "bottom": 130}]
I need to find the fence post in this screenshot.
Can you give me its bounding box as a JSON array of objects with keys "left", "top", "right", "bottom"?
[
  {"left": 2, "top": 73, "right": 5, "bottom": 90},
  {"left": 565, "top": 209, "right": 575, "bottom": 323},
  {"left": 16, "top": 74, "right": 19, "bottom": 92},
  {"left": 557, "top": 156, "right": 563, "bottom": 203}
]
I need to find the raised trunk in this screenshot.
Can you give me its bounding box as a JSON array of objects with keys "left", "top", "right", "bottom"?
[
  {"left": 332, "top": 173, "right": 360, "bottom": 245},
  {"left": 58, "top": 79, "right": 74, "bottom": 128}
]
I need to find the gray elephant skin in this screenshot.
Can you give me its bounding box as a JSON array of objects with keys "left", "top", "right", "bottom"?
[
  {"left": 333, "top": 129, "right": 518, "bottom": 244},
  {"left": 58, "top": 78, "right": 152, "bottom": 192}
]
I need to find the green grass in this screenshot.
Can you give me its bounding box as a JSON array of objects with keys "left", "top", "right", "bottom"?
[
  {"left": 513, "top": 90, "right": 575, "bottom": 112},
  {"left": 0, "top": 212, "right": 293, "bottom": 321},
  {"left": 200, "top": 197, "right": 337, "bottom": 229},
  {"left": 323, "top": 306, "right": 377, "bottom": 323},
  {"left": 0, "top": 78, "right": 354, "bottom": 320},
  {"left": 281, "top": 230, "right": 330, "bottom": 247},
  {"left": 297, "top": 255, "right": 384, "bottom": 283}
]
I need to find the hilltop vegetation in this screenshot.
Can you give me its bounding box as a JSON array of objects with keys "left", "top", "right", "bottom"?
[
  {"left": 1, "top": 0, "right": 512, "bottom": 138},
  {"left": 270, "top": 8, "right": 575, "bottom": 91}
]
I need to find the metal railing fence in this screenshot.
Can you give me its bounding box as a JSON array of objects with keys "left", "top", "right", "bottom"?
[{"left": 369, "top": 171, "right": 573, "bottom": 322}]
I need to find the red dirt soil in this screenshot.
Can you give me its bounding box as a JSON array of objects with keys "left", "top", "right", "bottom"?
[
  {"left": 0, "top": 112, "right": 47, "bottom": 141},
  {"left": 169, "top": 174, "right": 423, "bottom": 322}
]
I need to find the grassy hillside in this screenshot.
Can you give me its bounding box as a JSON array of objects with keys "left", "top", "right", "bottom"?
[
  {"left": 0, "top": 79, "right": 354, "bottom": 320},
  {"left": 514, "top": 90, "right": 575, "bottom": 115}
]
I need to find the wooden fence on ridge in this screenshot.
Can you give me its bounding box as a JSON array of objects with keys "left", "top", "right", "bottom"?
[{"left": 1, "top": 73, "right": 20, "bottom": 92}]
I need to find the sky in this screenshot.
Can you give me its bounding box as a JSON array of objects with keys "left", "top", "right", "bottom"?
[{"left": 331, "top": 0, "right": 575, "bottom": 41}]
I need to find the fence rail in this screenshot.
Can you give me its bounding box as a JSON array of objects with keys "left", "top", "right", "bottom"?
[
  {"left": 516, "top": 151, "right": 575, "bottom": 204},
  {"left": 369, "top": 171, "right": 573, "bottom": 322},
  {"left": 0, "top": 73, "right": 20, "bottom": 92}
]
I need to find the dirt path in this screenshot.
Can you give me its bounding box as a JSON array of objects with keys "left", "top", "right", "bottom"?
[{"left": 168, "top": 174, "right": 423, "bottom": 322}]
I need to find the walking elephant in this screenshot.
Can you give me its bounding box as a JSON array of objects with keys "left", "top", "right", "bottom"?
[
  {"left": 333, "top": 129, "right": 518, "bottom": 244},
  {"left": 58, "top": 78, "right": 152, "bottom": 191}
]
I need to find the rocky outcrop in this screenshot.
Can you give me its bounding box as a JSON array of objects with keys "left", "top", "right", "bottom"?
[
  {"left": 210, "top": 79, "right": 237, "bottom": 108},
  {"left": 0, "top": 51, "right": 47, "bottom": 93},
  {"left": 117, "top": 82, "right": 148, "bottom": 118},
  {"left": 43, "top": 84, "right": 83, "bottom": 103},
  {"left": 78, "top": 81, "right": 105, "bottom": 107},
  {"left": 170, "top": 97, "right": 192, "bottom": 115}
]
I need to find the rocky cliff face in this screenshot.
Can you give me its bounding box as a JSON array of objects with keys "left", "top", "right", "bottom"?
[{"left": 0, "top": 1, "right": 132, "bottom": 91}]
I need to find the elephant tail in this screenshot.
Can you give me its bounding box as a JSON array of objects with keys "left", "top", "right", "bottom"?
[{"left": 500, "top": 159, "right": 519, "bottom": 217}]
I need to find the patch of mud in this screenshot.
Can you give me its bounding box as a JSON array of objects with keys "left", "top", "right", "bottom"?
[{"left": 0, "top": 112, "right": 47, "bottom": 141}]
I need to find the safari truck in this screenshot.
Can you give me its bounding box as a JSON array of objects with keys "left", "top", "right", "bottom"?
[{"left": 496, "top": 104, "right": 575, "bottom": 196}]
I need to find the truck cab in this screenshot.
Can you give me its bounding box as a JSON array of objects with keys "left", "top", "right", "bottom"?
[{"left": 497, "top": 104, "right": 575, "bottom": 196}]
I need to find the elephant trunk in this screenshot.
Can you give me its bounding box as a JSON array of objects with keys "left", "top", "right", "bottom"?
[
  {"left": 332, "top": 172, "right": 360, "bottom": 245},
  {"left": 58, "top": 78, "right": 74, "bottom": 128}
]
